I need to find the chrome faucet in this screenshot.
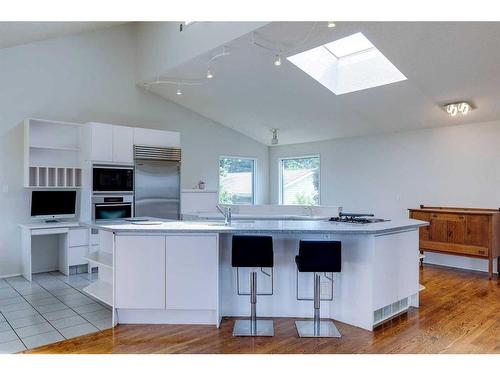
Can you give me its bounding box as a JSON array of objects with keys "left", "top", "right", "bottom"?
[{"left": 216, "top": 204, "right": 232, "bottom": 225}]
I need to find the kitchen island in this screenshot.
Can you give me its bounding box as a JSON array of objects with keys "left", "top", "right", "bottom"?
[{"left": 84, "top": 218, "right": 427, "bottom": 332}]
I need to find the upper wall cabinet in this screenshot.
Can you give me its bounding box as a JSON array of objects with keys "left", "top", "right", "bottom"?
[
  {"left": 89, "top": 123, "right": 134, "bottom": 164},
  {"left": 88, "top": 124, "right": 180, "bottom": 164},
  {"left": 90, "top": 123, "right": 113, "bottom": 162},
  {"left": 112, "top": 126, "right": 134, "bottom": 163},
  {"left": 133, "top": 127, "right": 180, "bottom": 148},
  {"left": 24, "top": 119, "right": 83, "bottom": 188}
]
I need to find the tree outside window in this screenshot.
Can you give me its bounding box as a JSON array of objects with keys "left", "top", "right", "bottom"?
[
  {"left": 280, "top": 156, "right": 320, "bottom": 205},
  {"left": 219, "top": 157, "right": 255, "bottom": 204}
]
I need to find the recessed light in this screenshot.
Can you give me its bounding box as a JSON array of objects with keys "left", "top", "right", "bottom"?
[
  {"left": 206, "top": 69, "right": 214, "bottom": 79},
  {"left": 327, "top": 22, "right": 336, "bottom": 28},
  {"left": 287, "top": 32, "right": 407, "bottom": 95}
]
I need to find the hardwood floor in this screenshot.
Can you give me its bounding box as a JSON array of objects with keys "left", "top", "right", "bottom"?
[{"left": 24, "top": 265, "right": 500, "bottom": 354}]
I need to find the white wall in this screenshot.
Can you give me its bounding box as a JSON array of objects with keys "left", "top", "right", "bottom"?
[
  {"left": 0, "top": 24, "right": 269, "bottom": 277},
  {"left": 270, "top": 121, "right": 500, "bottom": 273}
]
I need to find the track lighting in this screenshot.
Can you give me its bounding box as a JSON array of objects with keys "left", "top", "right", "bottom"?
[
  {"left": 206, "top": 69, "right": 214, "bottom": 79},
  {"left": 271, "top": 129, "right": 279, "bottom": 145},
  {"left": 274, "top": 53, "right": 282, "bottom": 66},
  {"left": 327, "top": 22, "right": 336, "bottom": 28},
  {"left": 445, "top": 101, "right": 472, "bottom": 117}
]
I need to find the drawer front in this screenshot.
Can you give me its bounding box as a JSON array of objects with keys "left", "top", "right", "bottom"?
[
  {"left": 429, "top": 213, "right": 465, "bottom": 222},
  {"left": 68, "top": 228, "right": 89, "bottom": 247},
  {"left": 68, "top": 245, "right": 88, "bottom": 266},
  {"left": 421, "top": 240, "right": 488, "bottom": 257}
]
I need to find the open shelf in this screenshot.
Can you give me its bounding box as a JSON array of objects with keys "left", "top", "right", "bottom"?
[
  {"left": 84, "top": 251, "right": 113, "bottom": 269},
  {"left": 24, "top": 119, "right": 83, "bottom": 188},
  {"left": 83, "top": 280, "right": 112, "bottom": 306}
]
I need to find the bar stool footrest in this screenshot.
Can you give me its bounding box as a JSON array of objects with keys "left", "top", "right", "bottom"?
[
  {"left": 233, "top": 319, "right": 274, "bottom": 337},
  {"left": 295, "top": 320, "right": 341, "bottom": 338}
]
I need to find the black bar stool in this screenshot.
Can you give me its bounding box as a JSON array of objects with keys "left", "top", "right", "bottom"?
[
  {"left": 232, "top": 235, "right": 274, "bottom": 336},
  {"left": 295, "top": 240, "right": 342, "bottom": 338}
]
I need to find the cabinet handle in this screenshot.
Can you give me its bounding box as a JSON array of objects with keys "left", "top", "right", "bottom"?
[{"left": 478, "top": 250, "right": 485, "bottom": 255}]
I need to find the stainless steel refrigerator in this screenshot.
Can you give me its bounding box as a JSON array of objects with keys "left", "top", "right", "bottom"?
[{"left": 134, "top": 146, "right": 181, "bottom": 220}]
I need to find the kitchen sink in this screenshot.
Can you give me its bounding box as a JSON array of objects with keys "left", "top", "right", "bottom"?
[{"left": 202, "top": 220, "right": 255, "bottom": 226}]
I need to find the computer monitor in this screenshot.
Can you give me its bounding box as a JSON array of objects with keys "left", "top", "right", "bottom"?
[{"left": 30, "top": 190, "right": 77, "bottom": 221}]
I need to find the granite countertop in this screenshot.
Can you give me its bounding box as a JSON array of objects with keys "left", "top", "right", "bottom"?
[
  {"left": 182, "top": 212, "right": 331, "bottom": 221},
  {"left": 85, "top": 217, "right": 428, "bottom": 235}
]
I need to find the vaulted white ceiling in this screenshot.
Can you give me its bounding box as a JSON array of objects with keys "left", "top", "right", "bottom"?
[
  {"left": 146, "top": 22, "right": 500, "bottom": 145},
  {"left": 0, "top": 22, "right": 123, "bottom": 49}
]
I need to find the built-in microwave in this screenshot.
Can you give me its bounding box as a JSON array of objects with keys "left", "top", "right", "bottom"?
[
  {"left": 92, "top": 165, "right": 133, "bottom": 193},
  {"left": 92, "top": 195, "right": 133, "bottom": 221}
]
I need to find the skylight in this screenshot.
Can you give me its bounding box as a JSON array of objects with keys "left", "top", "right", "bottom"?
[{"left": 287, "top": 32, "right": 407, "bottom": 95}]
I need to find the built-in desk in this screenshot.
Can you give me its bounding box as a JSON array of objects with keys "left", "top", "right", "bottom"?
[{"left": 19, "top": 222, "right": 89, "bottom": 281}]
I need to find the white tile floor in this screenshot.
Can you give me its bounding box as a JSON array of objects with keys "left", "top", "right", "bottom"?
[{"left": 0, "top": 271, "right": 112, "bottom": 353}]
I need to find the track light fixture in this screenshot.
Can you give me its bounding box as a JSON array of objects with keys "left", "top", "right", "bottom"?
[
  {"left": 271, "top": 128, "right": 279, "bottom": 145},
  {"left": 274, "top": 53, "right": 282, "bottom": 66}
]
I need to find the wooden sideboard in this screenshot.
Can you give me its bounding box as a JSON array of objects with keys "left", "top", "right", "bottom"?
[{"left": 409, "top": 205, "right": 500, "bottom": 279}]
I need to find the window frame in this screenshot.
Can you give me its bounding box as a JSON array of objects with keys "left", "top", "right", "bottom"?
[
  {"left": 278, "top": 154, "right": 321, "bottom": 206},
  {"left": 218, "top": 155, "right": 257, "bottom": 205}
]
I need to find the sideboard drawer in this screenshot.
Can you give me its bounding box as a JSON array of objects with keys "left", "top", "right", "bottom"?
[{"left": 421, "top": 240, "right": 489, "bottom": 257}]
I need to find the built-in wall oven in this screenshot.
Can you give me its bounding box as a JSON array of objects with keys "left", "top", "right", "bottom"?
[
  {"left": 92, "top": 165, "right": 134, "bottom": 194},
  {"left": 92, "top": 195, "right": 133, "bottom": 221}
]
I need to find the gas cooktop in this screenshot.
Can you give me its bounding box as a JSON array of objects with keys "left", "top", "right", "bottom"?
[{"left": 328, "top": 213, "right": 389, "bottom": 224}]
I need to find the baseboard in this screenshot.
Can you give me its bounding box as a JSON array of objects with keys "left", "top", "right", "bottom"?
[{"left": 0, "top": 273, "right": 22, "bottom": 279}]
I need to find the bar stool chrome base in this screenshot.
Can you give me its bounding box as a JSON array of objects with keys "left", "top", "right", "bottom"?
[
  {"left": 233, "top": 319, "right": 274, "bottom": 337},
  {"left": 295, "top": 320, "right": 341, "bottom": 338}
]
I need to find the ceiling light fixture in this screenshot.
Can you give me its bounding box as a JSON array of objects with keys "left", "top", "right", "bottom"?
[
  {"left": 206, "top": 69, "right": 214, "bottom": 79},
  {"left": 327, "top": 22, "right": 336, "bottom": 28},
  {"left": 176, "top": 85, "right": 182, "bottom": 96},
  {"left": 274, "top": 53, "right": 282, "bottom": 66},
  {"left": 271, "top": 129, "right": 279, "bottom": 145},
  {"left": 445, "top": 101, "right": 472, "bottom": 116}
]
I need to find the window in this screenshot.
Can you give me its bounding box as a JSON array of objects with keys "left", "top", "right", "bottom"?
[
  {"left": 280, "top": 156, "right": 320, "bottom": 205},
  {"left": 287, "top": 32, "right": 407, "bottom": 95},
  {"left": 219, "top": 157, "right": 256, "bottom": 205}
]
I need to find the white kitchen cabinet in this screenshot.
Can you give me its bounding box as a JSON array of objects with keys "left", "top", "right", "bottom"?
[
  {"left": 112, "top": 126, "right": 134, "bottom": 164},
  {"left": 133, "top": 127, "right": 180, "bottom": 148},
  {"left": 68, "top": 228, "right": 89, "bottom": 247},
  {"left": 115, "top": 235, "right": 166, "bottom": 309},
  {"left": 90, "top": 123, "right": 113, "bottom": 162},
  {"left": 165, "top": 234, "right": 218, "bottom": 310}
]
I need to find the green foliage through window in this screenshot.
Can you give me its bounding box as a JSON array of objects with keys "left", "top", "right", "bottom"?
[
  {"left": 219, "top": 157, "right": 255, "bottom": 205},
  {"left": 281, "top": 156, "right": 320, "bottom": 206}
]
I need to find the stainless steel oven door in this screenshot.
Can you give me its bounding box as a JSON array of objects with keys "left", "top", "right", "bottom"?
[{"left": 92, "top": 195, "right": 133, "bottom": 221}]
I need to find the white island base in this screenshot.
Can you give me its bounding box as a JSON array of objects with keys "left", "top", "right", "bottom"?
[{"left": 86, "top": 220, "right": 422, "bottom": 332}]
